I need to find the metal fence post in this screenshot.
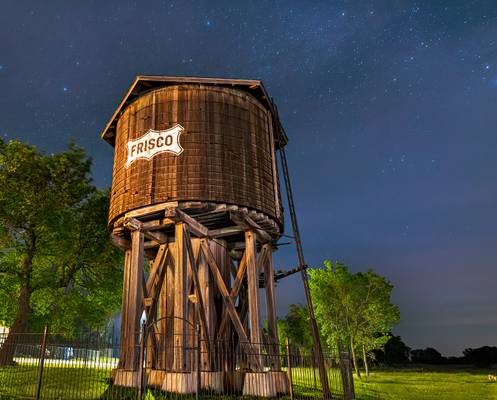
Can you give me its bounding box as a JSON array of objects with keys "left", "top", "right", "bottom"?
[
  {"left": 312, "top": 351, "right": 317, "bottom": 389},
  {"left": 137, "top": 322, "right": 145, "bottom": 400},
  {"left": 285, "top": 337, "right": 294, "bottom": 400},
  {"left": 35, "top": 325, "right": 48, "bottom": 400},
  {"left": 196, "top": 323, "right": 201, "bottom": 400}
]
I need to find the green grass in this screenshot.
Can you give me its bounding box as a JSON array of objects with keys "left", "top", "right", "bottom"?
[
  {"left": 1, "top": 363, "right": 496, "bottom": 399},
  {"left": 0, "top": 364, "right": 111, "bottom": 399},
  {"left": 354, "top": 366, "right": 497, "bottom": 400}
]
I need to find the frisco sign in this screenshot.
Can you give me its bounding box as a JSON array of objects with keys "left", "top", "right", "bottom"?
[{"left": 126, "top": 124, "right": 184, "bottom": 167}]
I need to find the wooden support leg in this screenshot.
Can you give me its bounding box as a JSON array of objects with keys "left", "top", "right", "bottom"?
[
  {"left": 194, "top": 238, "right": 216, "bottom": 370},
  {"left": 126, "top": 230, "right": 144, "bottom": 370},
  {"left": 263, "top": 244, "right": 280, "bottom": 370},
  {"left": 246, "top": 230, "right": 262, "bottom": 370},
  {"left": 159, "top": 244, "right": 175, "bottom": 370},
  {"left": 174, "top": 223, "right": 188, "bottom": 371},
  {"left": 118, "top": 248, "right": 131, "bottom": 369},
  {"left": 145, "top": 246, "right": 168, "bottom": 369}
]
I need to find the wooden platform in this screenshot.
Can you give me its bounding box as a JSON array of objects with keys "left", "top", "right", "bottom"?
[{"left": 112, "top": 201, "right": 281, "bottom": 245}]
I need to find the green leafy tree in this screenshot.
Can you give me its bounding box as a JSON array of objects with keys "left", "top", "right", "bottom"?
[
  {"left": 357, "top": 270, "right": 400, "bottom": 376},
  {"left": 277, "top": 304, "right": 312, "bottom": 351},
  {"left": 309, "top": 260, "right": 400, "bottom": 378},
  {"left": 0, "top": 139, "right": 122, "bottom": 364},
  {"left": 381, "top": 335, "right": 411, "bottom": 365}
]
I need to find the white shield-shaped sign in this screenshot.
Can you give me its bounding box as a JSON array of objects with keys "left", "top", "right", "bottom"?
[{"left": 126, "top": 124, "right": 184, "bottom": 168}]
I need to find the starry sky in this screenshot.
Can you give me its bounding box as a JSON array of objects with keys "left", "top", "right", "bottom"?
[{"left": 1, "top": 0, "right": 497, "bottom": 356}]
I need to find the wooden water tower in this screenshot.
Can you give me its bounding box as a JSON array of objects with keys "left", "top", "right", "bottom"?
[{"left": 102, "top": 76, "right": 289, "bottom": 396}]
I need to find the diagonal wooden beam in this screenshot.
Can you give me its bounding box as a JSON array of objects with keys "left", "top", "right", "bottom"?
[
  {"left": 145, "top": 248, "right": 170, "bottom": 315},
  {"left": 229, "top": 212, "right": 271, "bottom": 243},
  {"left": 183, "top": 228, "right": 212, "bottom": 351},
  {"left": 141, "top": 247, "right": 169, "bottom": 363},
  {"left": 217, "top": 253, "right": 247, "bottom": 340},
  {"left": 146, "top": 245, "right": 168, "bottom": 295}
]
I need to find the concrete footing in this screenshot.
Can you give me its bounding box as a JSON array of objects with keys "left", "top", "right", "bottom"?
[
  {"left": 112, "top": 369, "right": 141, "bottom": 387},
  {"left": 114, "top": 368, "right": 289, "bottom": 397},
  {"left": 243, "top": 372, "right": 277, "bottom": 398},
  {"left": 161, "top": 372, "right": 197, "bottom": 393},
  {"left": 268, "top": 371, "right": 289, "bottom": 394}
]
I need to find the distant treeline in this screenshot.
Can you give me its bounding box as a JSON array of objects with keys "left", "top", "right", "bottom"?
[{"left": 373, "top": 335, "right": 497, "bottom": 368}]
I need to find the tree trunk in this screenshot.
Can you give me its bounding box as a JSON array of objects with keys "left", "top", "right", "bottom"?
[
  {"left": 362, "top": 344, "right": 369, "bottom": 377},
  {"left": 0, "top": 235, "right": 35, "bottom": 366},
  {"left": 0, "top": 286, "right": 32, "bottom": 365},
  {"left": 350, "top": 340, "right": 361, "bottom": 379}
]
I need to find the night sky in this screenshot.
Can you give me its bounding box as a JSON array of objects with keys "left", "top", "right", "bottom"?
[{"left": 1, "top": 0, "right": 497, "bottom": 356}]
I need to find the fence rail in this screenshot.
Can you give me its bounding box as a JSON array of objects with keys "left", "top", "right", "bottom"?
[{"left": 0, "top": 329, "right": 355, "bottom": 400}]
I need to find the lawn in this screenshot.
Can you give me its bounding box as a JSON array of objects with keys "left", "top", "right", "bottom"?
[
  {"left": 0, "top": 363, "right": 111, "bottom": 399},
  {"left": 354, "top": 366, "right": 497, "bottom": 400},
  {"left": 1, "top": 363, "right": 496, "bottom": 399}
]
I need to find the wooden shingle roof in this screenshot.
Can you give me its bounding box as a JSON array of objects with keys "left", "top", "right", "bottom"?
[{"left": 100, "top": 75, "right": 288, "bottom": 147}]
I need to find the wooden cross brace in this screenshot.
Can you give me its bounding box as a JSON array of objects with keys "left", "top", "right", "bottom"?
[
  {"left": 216, "top": 246, "right": 269, "bottom": 340},
  {"left": 199, "top": 239, "right": 261, "bottom": 369}
]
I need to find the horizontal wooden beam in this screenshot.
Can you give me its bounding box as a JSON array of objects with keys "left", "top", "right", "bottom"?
[
  {"left": 110, "top": 234, "right": 130, "bottom": 249},
  {"left": 123, "top": 217, "right": 142, "bottom": 231},
  {"left": 123, "top": 217, "right": 168, "bottom": 244},
  {"left": 144, "top": 241, "right": 161, "bottom": 249},
  {"left": 124, "top": 202, "right": 178, "bottom": 219},
  {"left": 209, "top": 225, "right": 244, "bottom": 238},
  {"left": 141, "top": 218, "right": 175, "bottom": 231},
  {"left": 144, "top": 231, "right": 168, "bottom": 243}
]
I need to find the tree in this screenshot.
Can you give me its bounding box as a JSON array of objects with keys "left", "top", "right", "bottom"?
[
  {"left": 411, "top": 347, "right": 445, "bottom": 364},
  {"left": 463, "top": 346, "right": 497, "bottom": 368},
  {"left": 378, "top": 335, "right": 411, "bottom": 365},
  {"left": 277, "top": 304, "right": 312, "bottom": 351},
  {"left": 309, "top": 260, "right": 400, "bottom": 378},
  {"left": 0, "top": 139, "right": 122, "bottom": 364}
]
